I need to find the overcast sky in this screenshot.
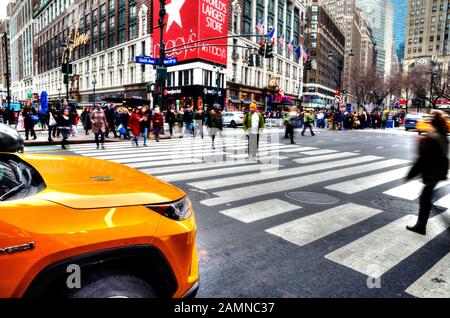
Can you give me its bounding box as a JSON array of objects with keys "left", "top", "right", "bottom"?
[{"left": 0, "top": 1, "right": 10, "bottom": 20}]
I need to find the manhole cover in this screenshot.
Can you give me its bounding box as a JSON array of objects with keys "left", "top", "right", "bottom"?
[
  {"left": 185, "top": 188, "right": 212, "bottom": 201},
  {"left": 371, "top": 198, "right": 419, "bottom": 214},
  {"left": 285, "top": 191, "right": 340, "bottom": 205}
]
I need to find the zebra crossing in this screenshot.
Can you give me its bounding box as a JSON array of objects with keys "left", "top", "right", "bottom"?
[{"left": 68, "top": 136, "right": 450, "bottom": 298}]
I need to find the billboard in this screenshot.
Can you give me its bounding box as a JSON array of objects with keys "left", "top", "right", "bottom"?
[{"left": 152, "top": 0, "right": 229, "bottom": 66}]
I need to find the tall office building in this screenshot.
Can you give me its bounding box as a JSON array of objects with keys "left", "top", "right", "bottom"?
[
  {"left": 356, "top": 0, "right": 395, "bottom": 79},
  {"left": 391, "top": 0, "right": 408, "bottom": 63},
  {"left": 303, "top": 0, "right": 345, "bottom": 109},
  {"left": 403, "top": 0, "right": 450, "bottom": 72},
  {"left": 322, "top": 0, "right": 362, "bottom": 92},
  {"left": 357, "top": 7, "right": 376, "bottom": 73}
]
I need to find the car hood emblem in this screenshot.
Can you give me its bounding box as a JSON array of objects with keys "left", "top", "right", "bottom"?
[
  {"left": 91, "top": 176, "right": 114, "bottom": 181},
  {"left": 0, "top": 242, "right": 35, "bottom": 255}
]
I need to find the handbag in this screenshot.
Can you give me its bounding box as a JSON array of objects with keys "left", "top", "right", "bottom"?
[
  {"left": 30, "top": 115, "right": 39, "bottom": 122},
  {"left": 49, "top": 113, "right": 57, "bottom": 126}
]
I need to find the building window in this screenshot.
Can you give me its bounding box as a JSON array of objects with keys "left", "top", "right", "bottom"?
[
  {"left": 129, "top": 0, "right": 137, "bottom": 39},
  {"left": 243, "top": 0, "right": 252, "bottom": 35}
]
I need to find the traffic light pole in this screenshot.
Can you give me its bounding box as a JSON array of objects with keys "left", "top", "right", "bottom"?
[
  {"left": 2, "top": 32, "right": 11, "bottom": 123},
  {"left": 157, "top": 0, "right": 166, "bottom": 110}
]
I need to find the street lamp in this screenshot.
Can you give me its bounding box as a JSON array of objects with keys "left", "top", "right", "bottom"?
[
  {"left": 92, "top": 77, "right": 97, "bottom": 107},
  {"left": 61, "top": 39, "right": 74, "bottom": 102},
  {"left": 213, "top": 65, "right": 223, "bottom": 108}
]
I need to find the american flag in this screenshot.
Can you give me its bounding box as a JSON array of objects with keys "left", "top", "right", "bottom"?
[
  {"left": 279, "top": 34, "right": 285, "bottom": 48},
  {"left": 287, "top": 40, "right": 294, "bottom": 54},
  {"left": 295, "top": 45, "right": 302, "bottom": 60},
  {"left": 256, "top": 18, "right": 265, "bottom": 34},
  {"left": 303, "top": 47, "right": 309, "bottom": 63}
]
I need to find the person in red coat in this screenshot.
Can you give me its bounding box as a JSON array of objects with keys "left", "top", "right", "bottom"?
[
  {"left": 152, "top": 107, "right": 164, "bottom": 142},
  {"left": 129, "top": 107, "right": 142, "bottom": 147}
]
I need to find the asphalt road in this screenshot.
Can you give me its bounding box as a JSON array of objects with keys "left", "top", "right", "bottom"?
[{"left": 26, "top": 127, "right": 450, "bottom": 298}]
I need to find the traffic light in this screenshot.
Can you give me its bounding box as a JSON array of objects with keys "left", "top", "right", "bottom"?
[
  {"left": 342, "top": 89, "right": 348, "bottom": 95},
  {"left": 248, "top": 54, "right": 255, "bottom": 67},
  {"left": 258, "top": 42, "right": 266, "bottom": 56},
  {"left": 255, "top": 54, "right": 262, "bottom": 67},
  {"left": 306, "top": 59, "right": 312, "bottom": 70},
  {"left": 335, "top": 89, "right": 341, "bottom": 95},
  {"left": 265, "top": 44, "right": 273, "bottom": 58}
]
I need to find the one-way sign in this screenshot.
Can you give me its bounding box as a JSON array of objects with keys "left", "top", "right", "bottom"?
[{"left": 135, "top": 56, "right": 178, "bottom": 66}]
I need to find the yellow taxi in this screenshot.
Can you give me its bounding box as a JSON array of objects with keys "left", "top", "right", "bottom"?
[
  {"left": 0, "top": 152, "right": 199, "bottom": 298},
  {"left": 416, "top": 113, "right": 450, "bottom": 134}
]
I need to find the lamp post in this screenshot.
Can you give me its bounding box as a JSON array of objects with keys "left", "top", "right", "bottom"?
[
  {"left": 429, "top": 62, "right": 439, "bottom": 110},
  {"left": 92, "top": 77, "right": 97, "bottom": 107},
  {"left": 61, "top": 39, "right": 74, "bottom": 102},
  {"left": 213, "top": 65, "right": 223, "bottom": 108},
  {"left": 57, "top": 87, "right": 61, "bottom": 101}
]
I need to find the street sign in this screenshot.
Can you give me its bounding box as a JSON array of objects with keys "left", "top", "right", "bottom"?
[
  {"left": 136, "top": 56, "right": 158, "bottom": 65},
  {"left": 163, "top": 57, "right": 178, "bottom": 66},
  {"left": 136, "top": 56, "right": 178, "bottom": 66}
]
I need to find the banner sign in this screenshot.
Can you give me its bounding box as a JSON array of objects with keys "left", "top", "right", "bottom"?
[{"left": 152, "top": 0, "right": 229, "bottom": 65}]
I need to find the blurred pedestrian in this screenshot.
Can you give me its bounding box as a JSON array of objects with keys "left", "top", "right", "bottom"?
[
  {"left": 406, "top": 110, "right": 449, "bottom": 235},
  {"left": 166, "top": 106, "right": 176, "bottom": 136},
  {"left": 152, "top": 107, "right": 164, "bottom": 142},
  {"left": 45, "top": 104, "right": 58, "bottom": 142},
  {"left": 194, "top": 106, "right": 205, "bottom": 138},
  {"left": 22, "top": 99, "right": 37, "bottom": 140},
  {"left": 243, "top": 103, "right": 264, "bottom": 160},
  {"left": 301, "top": 109, "right": 315, "bottom": 136},
  {"left": 286, "top": 106, "right": 298, "bottom": 144},
  {"left": 58, "top": 108, "right": 71, "bottom": 149},
  {"left": 80, "top": 107, "right": 92, "bottom": 135},
  {"left": 140, "top": 105, "right": 151, "bottom": 146},
  {"left": 183, "top": 106, "right": 194, "bottom": 136},
  {"left": 90, "top": 104, "right": 108, "bottom": 149},
  {"left": 129, "top": 107, "right": 142, "bottom": 146},
  {"left": 206, "top": 109, "right": 222, "bottom": 149}
]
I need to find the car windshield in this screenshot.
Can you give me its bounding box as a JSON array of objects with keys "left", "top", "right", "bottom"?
[{"left": 0, "top": 160, "right": 21, "bottom": 197}]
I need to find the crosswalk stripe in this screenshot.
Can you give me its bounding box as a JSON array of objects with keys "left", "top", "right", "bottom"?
[
  {"left": 405, "top": 252, "right": 450, "bottom": 298},
  {"left": 126, "top": 157, "right": 204, "bottom": 168},
  {"left": 325, "top": 166, "right": 411, "bottom": 194},
  {"left": 265, "top": 203, "right": 382, "bottom": 247},
  {"left": 71, "top": 141, "right": 284, "bottom": 155},
  {"left": 225, "top": 153, "right": 288, "bottom": 160},
  {"left": 302, "top": 149, "right": 338, "bottom": 156},
  {"left": 220, "top": 199, "right": 301, "bottom": 223},
  {"left": 433, "top": 193, "right": 450, "bottom": 208},
  {"left": 324, "top": 209, "right": 450, "bottom": 278},
  {"left": 384, "top": 179, "right": 450, "bottom": 201},
  {"left": 143, "top": 161, "right": 247, "bottom": 175},
  {"left": 294, "top": 152, "right": 359, "bottom": 164},
  {"left": 71, "top": 140, "right": 248, "bottom": 154},
  {"left": 278, "top": 147, "right": 319, "bottom": 153},
  {"left": 190, "top": 155, "right": 381, "bottom": 190},
  {"left": 200, "top": 158, "right": 407, "bottom": 206},
  {"left": 159, "top": 164, "right": 272, "bottom": 182},
  {"left": 112, "top": 150, "right": 227, "bottom": 164}
]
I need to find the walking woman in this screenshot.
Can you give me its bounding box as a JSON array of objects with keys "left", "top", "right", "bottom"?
[
  {"left": 45, "top": 104, "right": 58, "bottom": 142},
  {"left": 206, "top": 109, "right": 222, "bottom": 149},
  {"left": 129, "top": 107, "right": 142, "bottom": 147},
  {"left": 194, "top": 106, "right": 205, "bottom": 138},
  {"left": 140, "top": 105, "right": 151, "bottom": 146},
  {"left": 406, "top": 110, "right": 449, "bottom": 235},
  {"left": 80, "top": 107, "right": 92, "bottom": 135},
  {"left": 22, "top": 99, "right": 37, "bottom": 140},
  {"left": 90, "top": 104, "right": 108, "bottom": 149},
  {"left": 58, "top": 108, "right": 72, "bottom": 150},
  {"left": 152, "top": 107, "right": 164, "bottom": 142}
]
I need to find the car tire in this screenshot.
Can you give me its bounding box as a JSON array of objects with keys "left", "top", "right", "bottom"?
[
  {"left": 69, "top": 273, "right": 157, "bottom": 298},
  {"left": 405, "top": 128, "right": 409, "bottom": 131},
  {"left": 230, "top": 121, "right": 237, "bottom": 128}
]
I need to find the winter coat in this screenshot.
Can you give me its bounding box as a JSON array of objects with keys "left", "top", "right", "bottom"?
[
  {"left": 90, "top": 109, "right": 108, "bottom": 134},
  {"left": 206, "top": 113, "right": 222, "bottom": 129},
  {"left": 22, "top": 106, "right": 37, "bottom": 128},
  {"left": 80, "top": 110, "right": 92, "bottom": 130},
  {"left": 407, "top": 132, "right": 449, "bottom": 183},
  {"left": 152, "top": 113, "right": 164, "bottom": 130},
  {"left": 243, "top": 112, "right": 265, "bottom": 131},
  {"left": 166, "top": 110, "right": 176, "bottom": 124},
  {"left": 129, "top": 113, "right": 141, "bottom": 136},
  {"left": 183, "top": 110, "right": 194, "bottom": 123}
]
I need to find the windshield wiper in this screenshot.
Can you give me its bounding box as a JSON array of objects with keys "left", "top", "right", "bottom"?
[{"left": 0, "top": 182, "right": 26, "bottom": 201}]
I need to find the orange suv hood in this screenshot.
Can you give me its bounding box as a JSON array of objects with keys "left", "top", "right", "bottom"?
[{"left": 17, "top": 153, "right": 185, "bottom": 209}]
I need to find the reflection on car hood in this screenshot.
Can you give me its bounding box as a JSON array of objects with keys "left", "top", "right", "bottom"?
[{"left": 16, "top": 153, "right": 185, "bottom": 209}]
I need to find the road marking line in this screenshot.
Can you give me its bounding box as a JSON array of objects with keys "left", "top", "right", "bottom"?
[
  {"left": 294, "top": 152, "right": 359, "bottom": 164},
  {"left": 302, "top": 149, "right": 338, "bottom": 156},
  {"left": 127, "top": 158, "right": 204, "bottom": 168},
  {"left": 384, "top": 179, "right": 450, "bottom": 201},
  {"left": 266, "top": 203, "right": 383, "bottom": 247},
  {"left": 220, "top": 199, "right": 301, "bottom": 223},
  {"left": 200, "top": 158, "right": 406, "bottom": 206},
  {"left": 190, "top": 155, "right": 381, "bottom": 190},
  {"left": 113, "top": 150, "right": 227, "bottom": 164},
  {"left": 325, "top": 166, "right": 411, "bottom": 194},
  {"left": 325, "top": 209, "right": 450, "bottom": 278},
  {"left": 405, "top": 252, "right": 450, "bottom": 298}
]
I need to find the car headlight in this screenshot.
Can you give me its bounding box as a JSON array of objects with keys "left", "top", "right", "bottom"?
[{"left": 145, "top": 196, "right": 192, "bottom": 221}]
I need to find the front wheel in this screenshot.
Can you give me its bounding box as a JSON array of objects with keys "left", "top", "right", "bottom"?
[
  {"left": 69, "top": 273, "right": 157, "bottom": 298},
  {"left": 230, "top": 121, "right": 237, "bottom": 128}
]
